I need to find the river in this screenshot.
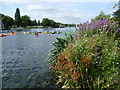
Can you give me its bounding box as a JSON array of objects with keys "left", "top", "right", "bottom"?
[{"left": 1, "top": 27, "right": 75, "bottom": 88}]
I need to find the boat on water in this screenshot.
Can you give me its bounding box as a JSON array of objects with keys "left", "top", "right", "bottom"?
[
  {"left": 0, "top": 34, "right": 7, "bottom": 37},
  {"left": 44, "top": 31, "right": 50, "bottom": 34},
  {"left": 37, "top": 32, "right": 42, "bottom": 33},
  {"left": 51, "top": 31, "right": 62, "bottom": 34},
  {"left": 7, "top": 32, "right": 17, "bottom": 35},
  {"left": 35, "top": 34, "right": 38, "bottom": 36},
  {"left": 24, "top": 32, "right": 31, "bottom": 34},
  {"left": 32, "top": 33, "right": 35, "bottom": 34}
]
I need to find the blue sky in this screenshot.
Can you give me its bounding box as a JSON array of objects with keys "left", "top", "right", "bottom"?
[{"left": 0, "top": 0, "right": 118, "bottom": 24}]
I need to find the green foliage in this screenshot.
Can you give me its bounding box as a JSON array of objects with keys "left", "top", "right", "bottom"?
[
  {"left": 41, "top": 18, "right": 52, "bottom": 27},
  {"left": 48, "top": 32, "right": 74, "bottom": 66},
  {"left": 41, "top": 18, "right": 58, "bottom": 28},
  {"left": 31, "top": 19, "right": 37, "bottom": 26},
  {"left": 113, "top": 9, "right": 120, "bottom": 26},
  {"left": 48, "top": 19, "right": 120, "bottom": 89},
  {"left": 41, "top": 18, "right": 74, "bottom": 28},
  {"left": 21, "top": 15, "right": 31, "bottom": 27},
  {"left": 113, "top": 0, "right": 120, "bottom": 26},
  {"left": 92, "top": 11, "right": 111, "bottom": 22},
  {"left": 38, "top": 20, "right": 40, "bottom": 26},
  {"left": 68, "top": 24, "right": 76, "bottom": 27},
  {"left": 1, "top": 8, "right": 75, "bottom": 29},
  {"left": 1, "top": 13, "right": 14, "bottom": 28},
  {"left": 15, "top": 8, "right": 21, "bottom": 27}
]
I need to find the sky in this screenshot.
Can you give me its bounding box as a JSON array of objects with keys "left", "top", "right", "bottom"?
[{"left": 0, "top": 0, "right": 119, "bottom": 24}]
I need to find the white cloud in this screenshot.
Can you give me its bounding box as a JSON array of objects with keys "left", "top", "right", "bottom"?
[
  {"left": 21, "top": 3, "right": 98, "bottom": 24},
  {"left": 1, "top": 1, "right": 117, "bottom": 24}
]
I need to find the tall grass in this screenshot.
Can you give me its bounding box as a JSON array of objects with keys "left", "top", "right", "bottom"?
[{"left": 48, "top": 19, "right": 120, "bottom": 89}]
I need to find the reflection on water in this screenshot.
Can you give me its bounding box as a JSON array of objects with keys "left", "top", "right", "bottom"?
[{"left": 1, "top": 27, "right": 75, "bottom": 88}]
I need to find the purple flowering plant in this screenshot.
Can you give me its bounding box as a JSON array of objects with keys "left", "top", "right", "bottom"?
[{"left": 74, "top": 19, "right": 117, "bottom": 40}]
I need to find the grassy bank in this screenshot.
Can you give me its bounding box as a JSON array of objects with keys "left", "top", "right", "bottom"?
[{"left": 48, "top": 19, "right": 120, "bottom": 89}]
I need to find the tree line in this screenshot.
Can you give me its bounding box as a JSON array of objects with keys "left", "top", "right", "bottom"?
[
  {"left": 1, "top": 4, "right": 119, "bottom": 29},
  {"left": 1, "top": 8, "right": 75, "bottom": 29}
]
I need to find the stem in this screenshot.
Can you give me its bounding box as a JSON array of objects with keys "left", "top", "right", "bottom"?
[
  {"left": 98, "top": 76, "right": 100, "bottom": 88},
  {"left": 84, "top": 75, "right": 92, "bottom": 89}
]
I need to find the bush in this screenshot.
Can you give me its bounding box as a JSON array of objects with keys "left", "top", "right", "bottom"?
[{"left": 48, "top": 19, "right": 120, "bottom": 89}]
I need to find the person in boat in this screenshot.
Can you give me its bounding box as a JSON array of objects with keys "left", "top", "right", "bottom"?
[{"left": 35, "top": 32, "right": 38, "bottom": 36}]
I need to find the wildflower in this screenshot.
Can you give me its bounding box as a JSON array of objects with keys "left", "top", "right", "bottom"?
[
  {"left": 116, "top": 29, "right": 120, "bottom": 32},
  {"left": 74, "top": 34, "right": 77, "bottom": 39},
  {"left": 110, "top": 22, "right": 114, "bottom": 26}
]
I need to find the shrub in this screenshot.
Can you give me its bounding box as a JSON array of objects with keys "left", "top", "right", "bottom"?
[{"left": 48, "top": 19, "right": 120, "bottom": 89}]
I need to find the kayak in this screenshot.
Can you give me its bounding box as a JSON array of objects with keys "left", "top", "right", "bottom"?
[
  {"left": 8, "top": 32, "right": 17, "bottom": 35},
  {"left": 32, "top": 33, "right": 35, "bottom": 34},
  {"left": 37, "top": 32, "right": 42, "bottom": 33},
  {"left": 24, "top": 32, "right": 27, "bottom": 34},
  {"left": 50, "top": 31, "right": 62, "bottom": 34},
  {"left": 44, "top": 32, "right": 50, "bottom": 34},
  {"left": 0, "top": 34, "right": 7, "bottom": 37},
  {"left": 26, "top": 32, "right": 30, "bottom": 34},
  {"left": 24, "top": 32, "right": 30, "bottom": 34},
  {"left": 35, "top": 34, "right": 38, "bottom": 36}
]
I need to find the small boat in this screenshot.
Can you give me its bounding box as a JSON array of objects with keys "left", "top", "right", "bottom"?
[
  {"left": 51, "top": 31, "right": 62, "bottom": 34},
  {"left": 8, "top": 32, "right": 17, "bottom": 35},
  {"left": 24, "top": 32, "right": 30, "bottom": 34},
  {"left": 37, "top": 32, "right": 42, "bottom": 33},
  {"left": 24, "top": 32, "right": 27, "bottom": 34},
  {"left": 44, "top": 31, "right": 50, "bottom": 34},
  {"left": 0, "top": 34, "right": 7, "bottom": 37},
  {"left": 51, "top": 31, "right": 56, "bottom": 34},
  {"left": 35, "top": 34, "right": 38, "bottom": 36},
  {"left": 31, "top": 32, "right": 35, "bottom": 34}
]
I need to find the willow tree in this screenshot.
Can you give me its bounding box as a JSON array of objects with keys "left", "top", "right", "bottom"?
[{"left": 15, "top": 8, "right": 21, "bottom": 27}]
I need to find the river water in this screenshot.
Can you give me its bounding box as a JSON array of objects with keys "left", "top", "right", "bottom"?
[{"left": 1, "top": 27, "right": 75, "bottom": 88}]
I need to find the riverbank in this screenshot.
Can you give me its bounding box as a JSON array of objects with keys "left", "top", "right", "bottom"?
[
  {"left": 0, "top": 26, "right": 42, "bottom": 30},
  {"left": 48, "top": 19, "right": 120, "bottom": 89},
  {"left": 0, "top": 26, "right": 74, "bottom": 30}
]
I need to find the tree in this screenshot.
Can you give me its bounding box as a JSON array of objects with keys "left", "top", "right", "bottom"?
[
  {"left": 41, "top": 18, "right": 51, "bottom": 27},
  {"left": 41, "top": 18, "right": 60, "bottom": 27},
  {"left": 38, "top": 20, "right": 40, "bottom": 26},
  {"left": 15, "top": 8, "right": 21, "bottom": 27},
  {"left": 50, "top": 20, "right": 56, "bottom": 27},
  {"left": 21, "top": 15, "right": 31, "bottom": 27},
  {"left": 113, "top": 0, "right": 120, "bottom": 26},
  {"left": 31, "top": 19, "right": 37, "bottom": 26},
  {"left": 1, "top": 13, "right": 14, "bottom": 29},
  {"left": 92, "top": 11, "right": 111, "bottom": 22}
]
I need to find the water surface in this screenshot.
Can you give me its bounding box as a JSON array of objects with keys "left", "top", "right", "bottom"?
[{"left": 1, "top": 27, "right": 75, "bottom": 88}]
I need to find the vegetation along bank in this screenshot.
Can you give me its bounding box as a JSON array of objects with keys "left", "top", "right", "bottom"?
[{"left": 48, "top": 4, "right": 120, "bottom": 89}]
